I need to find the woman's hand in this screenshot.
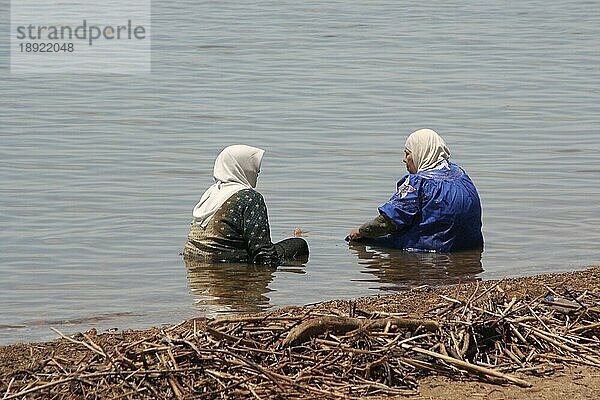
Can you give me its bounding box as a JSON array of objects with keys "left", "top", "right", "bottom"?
[
  {"left": 348, "top": 228, "right": 362, "bottom": 241},
  {"left": 293, "top": 227, "right": 306, "bottom": 237}
]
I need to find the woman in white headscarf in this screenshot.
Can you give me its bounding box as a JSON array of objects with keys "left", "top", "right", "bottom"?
[
  {"left": 348, "top": 129, "right": 483, "bottom": 252},
  {"left": 184, "top": 145, "right": 309, "bottom": 265}
]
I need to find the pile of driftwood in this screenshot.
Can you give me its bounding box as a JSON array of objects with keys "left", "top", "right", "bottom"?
[{"left": 2, "top": 282, "right": 599, "bottom": 399}]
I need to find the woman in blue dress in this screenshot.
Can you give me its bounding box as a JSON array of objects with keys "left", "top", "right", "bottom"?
[{"left": 348, "top": 129, "right": 483, "bottom": 252}]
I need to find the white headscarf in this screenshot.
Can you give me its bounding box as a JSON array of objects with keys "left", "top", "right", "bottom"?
[
  {"left": 192, "top": 145, "right": 265, "bottom": 227},
  {"left": 404, "top": 129, "right": 450, "bottom": 172}
]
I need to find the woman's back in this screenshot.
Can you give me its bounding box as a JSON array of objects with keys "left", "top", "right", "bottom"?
[
  {"left": 376, "top": 163, "right": 483, "bottom": 252},
  {"left": 185, "top": 189, "right": 279, "bottom": 263},
  {"left": 185, "top": 145, "right": 309, "bottom": 265}
]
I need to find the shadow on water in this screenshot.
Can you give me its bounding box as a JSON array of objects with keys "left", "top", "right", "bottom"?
[
  {"left": 184, "top": 258, "right": 306, "bottom": 315},
  {"left": 349, "top": 244, "right": 484, "bottom": 292}
]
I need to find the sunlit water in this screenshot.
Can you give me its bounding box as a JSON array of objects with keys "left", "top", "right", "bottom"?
[{"left": 1, "top": 0, "right": 599, "bottom": 344}]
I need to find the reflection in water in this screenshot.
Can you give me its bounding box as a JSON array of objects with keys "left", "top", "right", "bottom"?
[
  {"left": 184, "top": 258, "right": 306, "bottom": 315},
  {"left": 0, "top": 312, "right": 140, "bottom": 330},
  {"left": 349, "top": 244, "right": 484, "bottom": 292}
]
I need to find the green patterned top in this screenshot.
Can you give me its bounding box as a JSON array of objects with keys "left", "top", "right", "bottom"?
[{"left": 184, "top": 189, "right": 280, "bottom": 265}]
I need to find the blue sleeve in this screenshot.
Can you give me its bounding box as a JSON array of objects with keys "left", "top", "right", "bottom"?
[{"left": 378, "top": 175, "right": 421, "bottom": 230}]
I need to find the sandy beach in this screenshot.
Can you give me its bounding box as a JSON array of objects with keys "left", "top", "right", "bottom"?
[{"left": 2, "top": 267, "right": 599, "bottom": 399}]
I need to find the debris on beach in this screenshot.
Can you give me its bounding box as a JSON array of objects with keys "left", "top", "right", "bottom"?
[{"left": 1, "top": 270, "right": 600, "bottom": 399}]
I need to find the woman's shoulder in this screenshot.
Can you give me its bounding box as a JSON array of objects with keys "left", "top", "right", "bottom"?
[
  {"left": 211, "top": 189, "right": 265, "bottom": 221},
  {"left": 396, "top": 173, "right": 424, "bottom": 188},
  {"left": 392, "top": 174, "right": 424, "bottom": 199},
  {"left": 230, "top": 189, "right": 265, "bottom": 205},
  {"left": 418, "top": 162, "right": 465, "bottom": 181}
]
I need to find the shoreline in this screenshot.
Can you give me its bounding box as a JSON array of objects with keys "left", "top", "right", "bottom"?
[{"left": 2, "top": 267, "right": 599, "bottom": 399}]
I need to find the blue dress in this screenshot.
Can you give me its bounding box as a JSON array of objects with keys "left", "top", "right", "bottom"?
[{"left": 372, "top": 162, "right": 483, "bottom": 252}]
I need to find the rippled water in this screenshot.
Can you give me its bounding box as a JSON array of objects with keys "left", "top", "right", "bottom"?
[{"left": 1, "top": 0, "right": 599, "bottom": 344}]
